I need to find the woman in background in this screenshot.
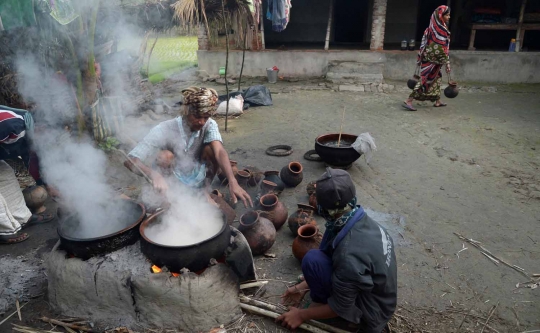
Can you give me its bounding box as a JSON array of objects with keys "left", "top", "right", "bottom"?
[{"left": 403, "top": 5, "right": 452, "bottom": 111}]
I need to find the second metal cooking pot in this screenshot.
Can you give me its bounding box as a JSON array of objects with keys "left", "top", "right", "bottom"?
[{"left": 139, "top": 210, "right": 231, "bottom": 272}]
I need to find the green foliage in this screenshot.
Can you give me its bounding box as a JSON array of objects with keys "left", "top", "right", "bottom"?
[{"left": 98, "top": 137, "right": 120, "bottom": 152}]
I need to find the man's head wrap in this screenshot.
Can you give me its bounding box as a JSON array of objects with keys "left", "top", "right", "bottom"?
[{"left": 181, "top": 87, "right": 219, "bottom": 115}]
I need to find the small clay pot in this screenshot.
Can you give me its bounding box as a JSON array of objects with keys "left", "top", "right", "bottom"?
[
  {"left": 236, "top": 170, "right": 251, "bottom": 188},
  {"left": 244, "top": 166, "right": 264, "bottom": 187},
  {"left": 22, "top": 185, "right": 48, "bottom": 213},
  {"left": 407, "top": 74, "right": 420, "bottom": 90},
  {"left": 263, "top": 171, "right": 285, "bottom": 194},
  {"left": 287, "top": 203, "right": 317, "bottom": 237},
  {"left": 292, "top": 224, "right": 322, "bottom": 261},
  {"left": 444, "top": 81, "right": 459, "bottom": 98},
  {"left": 261, "top": 180, "right": 278, "bottom": 195},
  {"left": 280, "top": 162, "right": 303, "bottom": 187},
  {"left": 306, "top": 181, "right": 317, "bottom": 196},
  {"left": 239, "top": 210, "right": 276, "bottom": 255},
  {"left": 211, "top": 189, "right": 236, "bottom": 209},
  {"left": 218, "top": 160, "right": 239, "bottom": 184},
  {"left": 259, "top": 193, "right": 288, "bottom": 230},
  {"left": 308, "top": 194, "right": 318, "bottom": 210},
  {"left": 210, "top": 193, "right": 236, "bottom": 225}
]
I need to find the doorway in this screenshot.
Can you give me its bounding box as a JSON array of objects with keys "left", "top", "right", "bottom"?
[{"left": 333, "top": 0, "right": 370, "bottom": 44}]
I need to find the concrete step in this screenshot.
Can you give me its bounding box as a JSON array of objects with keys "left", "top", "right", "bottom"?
[
  {"left": 326, "top": 73, "right": 384, "bottom": 84},
  {"left": 327, "top": 61, "right": 385, "bottom": 75}
]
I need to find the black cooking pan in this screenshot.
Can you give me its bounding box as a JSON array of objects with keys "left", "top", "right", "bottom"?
[
  {"left": 140, "top": 210, "right": 231, "bottom": 272},
  {"left": 58, "top": 200, "right": 146, "bottom": 259}
]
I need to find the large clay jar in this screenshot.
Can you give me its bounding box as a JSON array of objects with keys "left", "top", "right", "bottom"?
[
  {"left": 218, "top": 160, "right": 239, "bottom": 184},
  {"left": 22, "top": 185, "right": 48, "bottom": 213},
  {"left": 288, "top": 203, "right": 317, "bottom": 237},
  {"left": 280, "top": 162, "right": 304, "bottom": 187},
  {"left": 239, "top": 210, "right": 276, "bottom": 255},
  {"left": 263, "top": 171, "right": 285, "bottom": 195},
  {"left": 292, "top": 224, "right": 322, "bottom": 261},
  {"left": 259, "top": 194, "right": 288, "bottom": 230},
  {"left": 210, "top": 192, "right": 236, "bottom": 225},
  {"left": 444, "top": 81, "right": 459, "bottom": 99},
  {"left": 211, "top": 189, "right": 237, "bottom": 209}
]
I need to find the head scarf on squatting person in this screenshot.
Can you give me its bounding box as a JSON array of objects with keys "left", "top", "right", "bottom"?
[
  {"left": 418, "top": 5, "right": 451, "bottom": 64},
  {"left": 181, "top": 87, "right": 219, "bottom": 115},
  {"left": 318, "top": 196, "right": 359, "bottom": 236}
]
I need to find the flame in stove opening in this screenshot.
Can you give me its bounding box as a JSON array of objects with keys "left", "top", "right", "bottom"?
[
  {"left": 171, "top": 272, "right": 180, "bottom": 277},
  {"left": 151, "top": 265, "right": 162, "bottom": 273}
]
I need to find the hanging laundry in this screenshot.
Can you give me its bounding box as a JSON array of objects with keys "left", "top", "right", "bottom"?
[
  {"left": 0, "top": 0, "right": 36, "bottom": 31},
  {"left": 266, "top": 0, "right": 292, "bottom": 32}
]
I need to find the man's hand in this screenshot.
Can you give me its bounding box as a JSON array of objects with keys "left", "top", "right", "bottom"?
[
  {"left": 280, "top": 281, "right": 308, "bottom": 307},
  {"left": 228, "top": 180, "right": 253, "bottom": 208},
  {"left": 276, "top": 307, "right": 305, "bottom": 330},
  {"left": 151, "top": 171, "right": 168, "bottom": 193}
]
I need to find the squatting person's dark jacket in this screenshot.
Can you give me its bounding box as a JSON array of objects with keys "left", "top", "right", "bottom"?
[{"left": 321, "top": 209, "right": 398, "bottom": 333}]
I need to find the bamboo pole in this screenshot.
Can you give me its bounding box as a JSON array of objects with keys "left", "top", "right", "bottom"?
[
  {"left": 515, "top": 0, "right": 528, "bottom": 52},
  {"left": 260, "top": 4, "right": 265, "bottom": 50},
  {"left": 221, "top": 0, "right": 230, "bottom": 131},
  {"left": 238, "top": 25, "right": 248, "bottom": 91},
  {"left": 239, "top": 303, "right": 332, "bottom": 333},
  {"left": 324, "top": 0, "right": 334, "bottom": 50},
  {"left": 337, "top": 106, "right": 346, "bottom": 147},
  {"left": 200, "top": 0, "right": 211, "bottom": 44}
]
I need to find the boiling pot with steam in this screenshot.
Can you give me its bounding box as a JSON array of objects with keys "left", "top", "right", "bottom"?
[
  {"left": 58, "top": 200, "right": 146, "bottom": 259},
  {"left": 139, "top": 210, "right": 232, "bottom": 272}
]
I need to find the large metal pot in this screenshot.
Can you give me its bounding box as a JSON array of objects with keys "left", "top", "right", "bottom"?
[
  {"left": 315, "top": 133, "right": 362, "bottom": 168},
  {"left": 139, "top": 210, "right": 231, "bottom": 272},
  {"left": 58, "top": 200, "right": 146, "bottom": 259}
]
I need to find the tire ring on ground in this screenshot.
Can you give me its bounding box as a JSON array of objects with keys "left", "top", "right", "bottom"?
[
  {"left": 303, "top": 150, "right": 322, "bottom": 162},
  {"left": 266, "top": 145, "right": 293, "bottom": 157}
]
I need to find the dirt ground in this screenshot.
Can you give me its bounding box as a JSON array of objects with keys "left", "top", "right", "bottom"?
[{"left": 1, "top": 74, "right": 539, "bottom": 333}]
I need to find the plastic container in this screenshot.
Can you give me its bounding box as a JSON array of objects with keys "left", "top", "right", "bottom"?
[
  {"left": 401, "top": 40, "right": 408, "bottom": 51},
  {"left": 267, "top": 68, "right": 279, "bottom": 83},
  {"left": 408, "top": 39, "right": 416, "bottom": 51},
  {"left": 219, "top": 67, "right": 225, "bottom": 75},
  {"left": 509, "top": 38, "right": 516, "bottom": 52}
]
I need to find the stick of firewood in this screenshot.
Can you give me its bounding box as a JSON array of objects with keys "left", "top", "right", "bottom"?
[
  {"left": 0, "top": 302, "right": 28, "bottom": 326},
  {"left": 239, "top": 303, "right": 332, "bottom": 333},
  {"left": 240, "top": 281, "right": 268, "bottom": 289},
  {"left": 337, "top": 106, "right": 346, "bottom": 147},
  {"left": 239, "top": 296, "right": 350, "bottom": 333},
  {"left": 16, "top": 300, "right": 21, "bottom": 321},
  {"left": 480, "top": 302, "right": 499, "bottom": 333},
  {"left": 39, "top": 317, "right": 93, "bottom": 332}
]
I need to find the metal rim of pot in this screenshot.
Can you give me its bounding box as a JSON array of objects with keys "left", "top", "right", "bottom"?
[
  {"left": 58, "top": 200, "right": 146, "bottom": 242},
  {"left": 139, "top": 209, "right": 229, "bottom": 249}
]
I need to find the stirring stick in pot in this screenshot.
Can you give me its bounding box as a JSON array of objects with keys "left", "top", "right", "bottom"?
[
  {"left": 112, "top": 147, "right": 153, "bottom": 185},
  {"left": 337, "top": 106, "right": 346, "bottom": 147}
]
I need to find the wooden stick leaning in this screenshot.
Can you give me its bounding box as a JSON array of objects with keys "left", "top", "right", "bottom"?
[
  {"left": 337, "top": 106, "right": 346, "bottom": 147},
  {"left": 111, "top": 147, "right": 153, "bottom": 185},
  {"left": 39, "top": 317, "right": 93, "bottom": 332},
  {"left": 0, "top": 302, "right": 29, "bottom": 326},
  {"left": 239, "top": 296, "right": 350, "bottom": 333}
]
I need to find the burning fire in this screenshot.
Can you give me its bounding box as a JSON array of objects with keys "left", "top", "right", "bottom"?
[{"left": 151, "top": 264, "right": 180, "bottom": 277}]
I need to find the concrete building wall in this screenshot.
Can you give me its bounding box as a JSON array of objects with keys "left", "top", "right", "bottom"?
[
  {"left": 370, "top": 0, "right": 388, "bottom": 50},
  {"left": 198, "top": 50, "right": 540, "bottom": 83},
  {"left": 384, "top": 0, "right": 419, "bottom": 44}
]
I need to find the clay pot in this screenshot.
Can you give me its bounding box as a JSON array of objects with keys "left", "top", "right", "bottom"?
[
  {"left": 292, "top": 224, "right": 322, "bottom": 261},
  {"left": 407, "top": 74, "right": 420, "bottom": 90},
  {"left": 444, "top": 81, "right": 459, "bottom": 99},
  {"left": 244, "top": 166, "right": 264, "bottom": 187},
  {"left": 263, "top": 171, "right": 285, "bottom": 194},
  {"left": 261, "top": 180, "right": 278, "bottom": 196},
  {"left": 280, "top": 162, "right": 303, "bottom": 187},
  {"left": 308, "top": 194, "right": 318, "bottom": 210},
  {"left": 22, "top": 185, "right": 48, "bottom": 213},
  {"left": 306, "top": 181, "right": 317, "bottom": 196},
  {"left": 217, "top": 160, "right": 239, "bottom": 184},
  {"left": 239, "top": 210, "right": 276, "bottom": 255},
  {"left": 259, "top": 194, "right": 288, "bottom": 230},
  {"left": 288, "top": 203, "right": 317, "bottom": 237},
  {"left": 210, "top": 192, "right": 236, "bottom": 224},
  {"left": 236, "top": 170, "right": 251, "bottom": 188},
  {"left": 211, "top": 189, "right": 237, "bottom": 209}
]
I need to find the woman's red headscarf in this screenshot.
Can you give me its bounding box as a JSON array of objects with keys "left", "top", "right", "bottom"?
[{"left": 418, "top": 5, "right": 451, "bottom": 62}]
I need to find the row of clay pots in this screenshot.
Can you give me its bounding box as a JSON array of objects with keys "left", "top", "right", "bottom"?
[{"left": 217, "top": 160, "right": 263, "bottom": 187}]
